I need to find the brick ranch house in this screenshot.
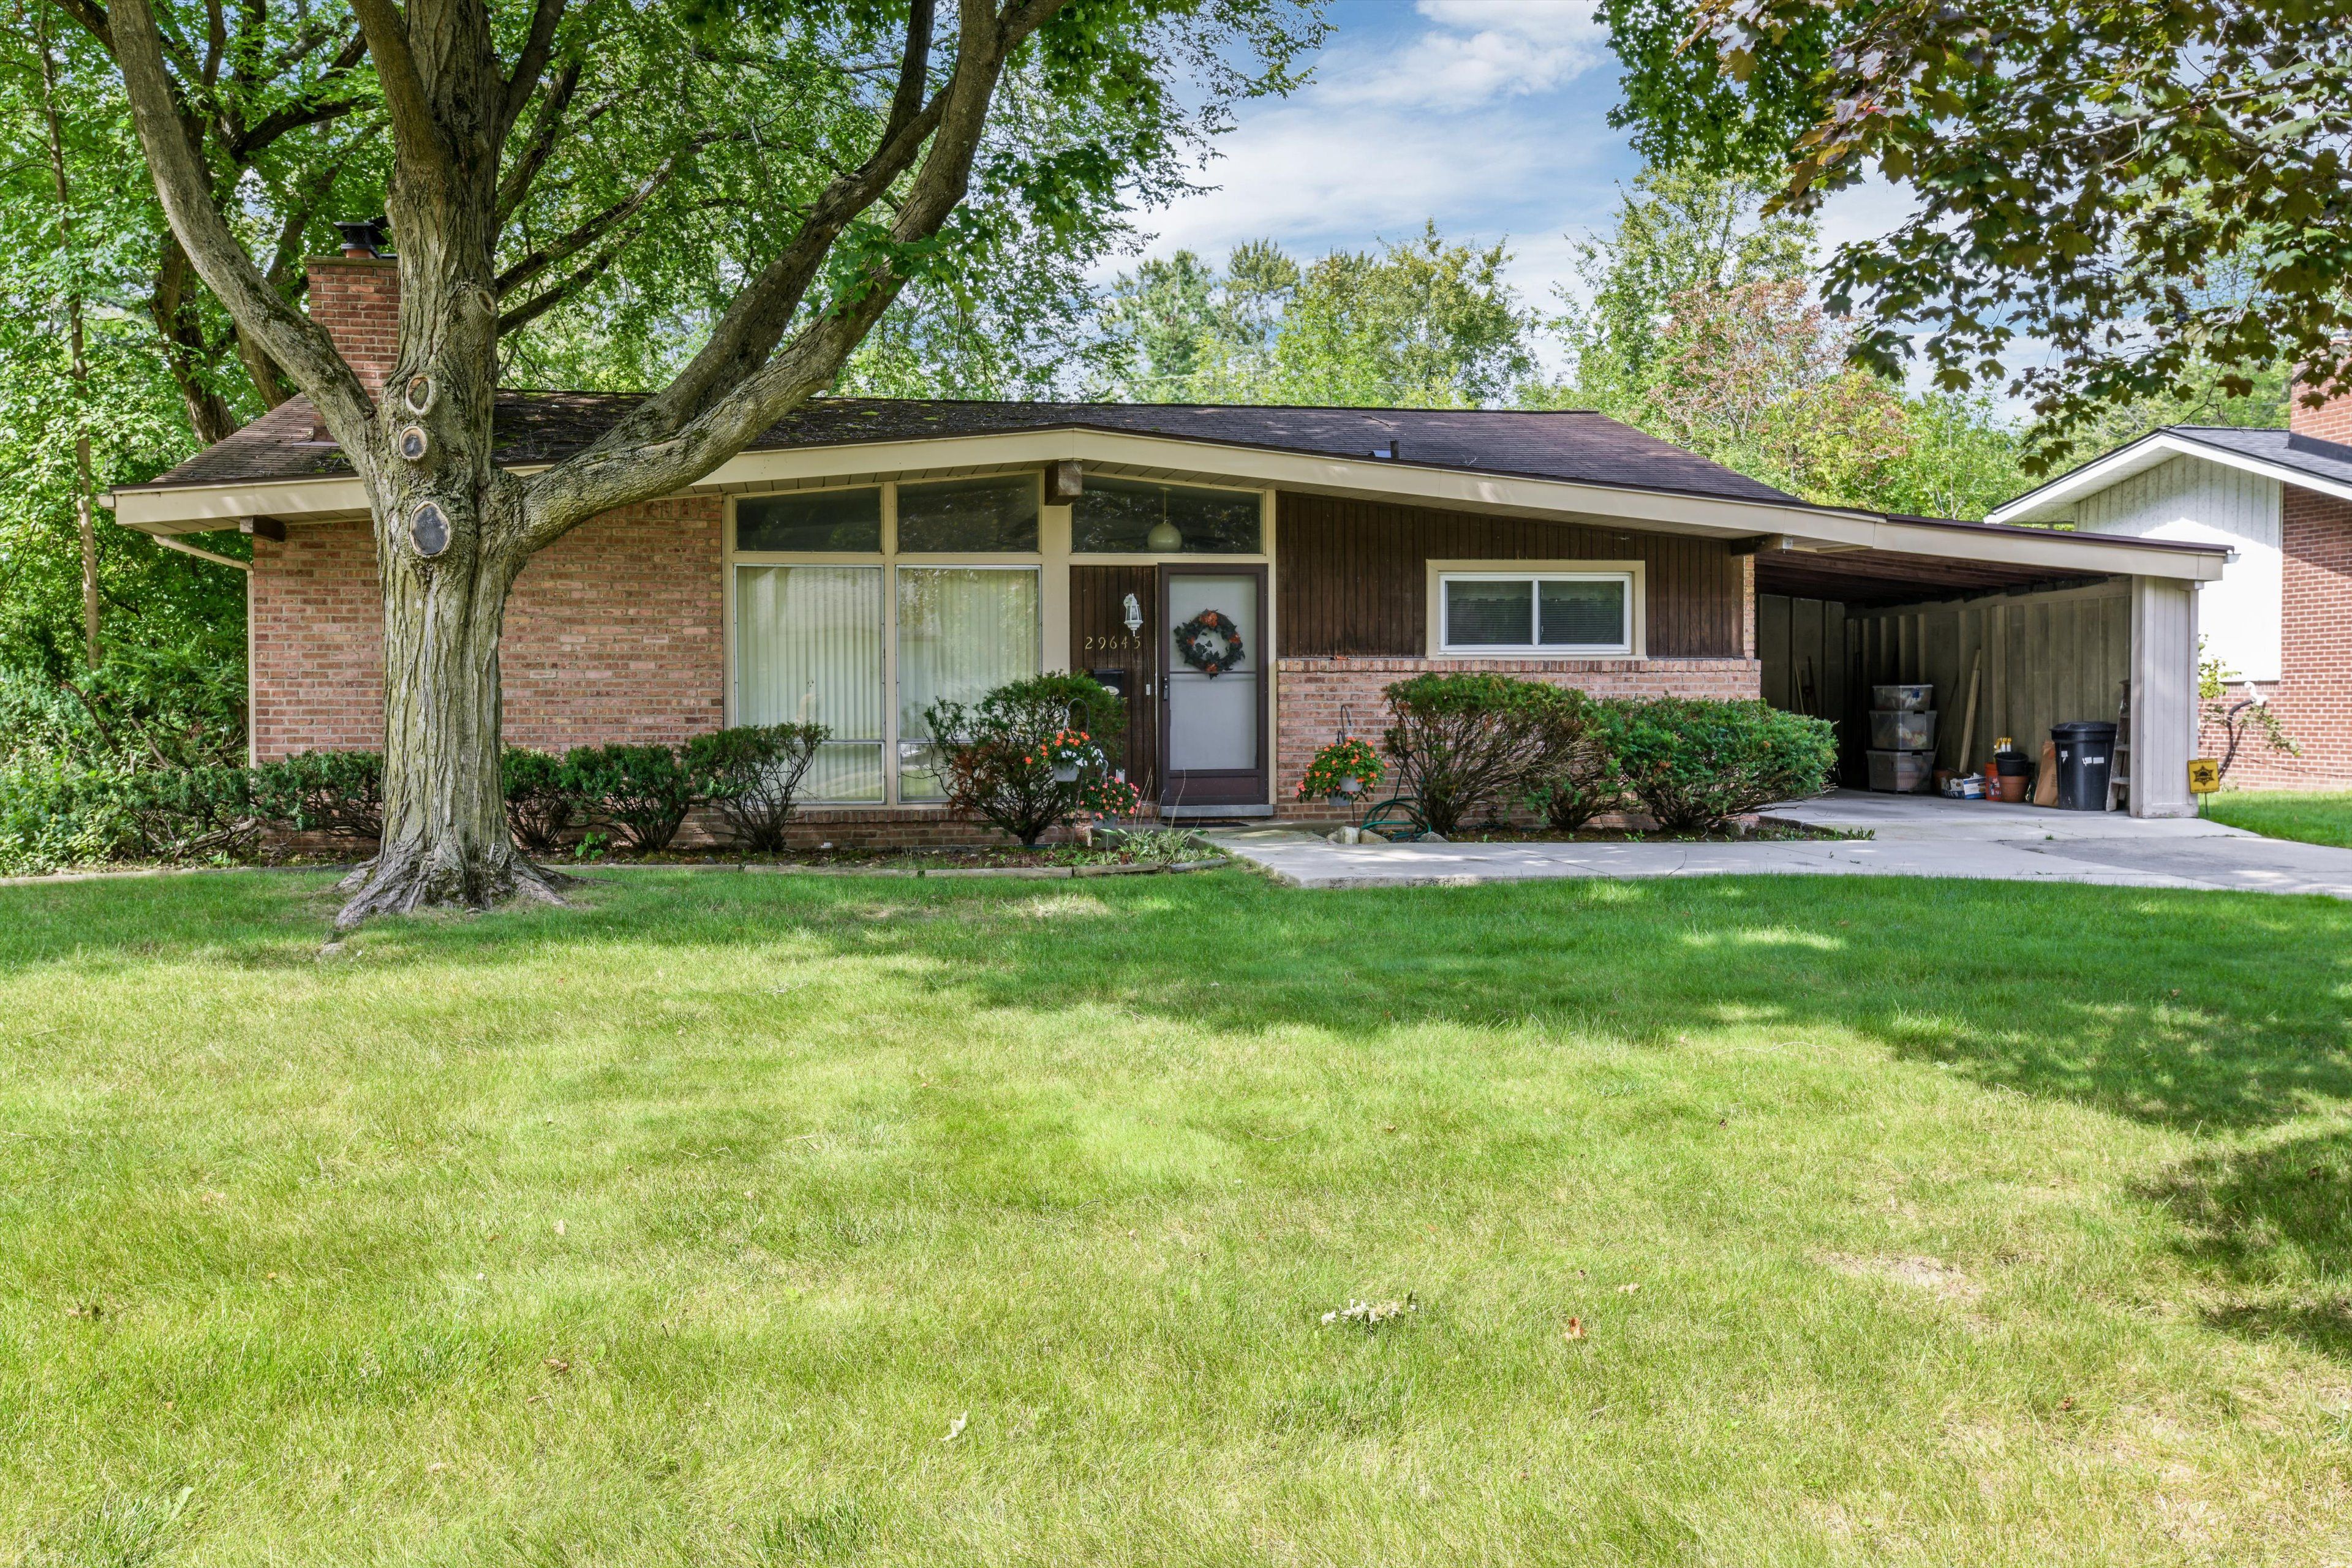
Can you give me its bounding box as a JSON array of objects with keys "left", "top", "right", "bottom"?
[
  {"left": 1991, "top": 388, "right": 2352, "bottom": 789},
  {"left": 103, "top": 255, "right": 2230, "bottom": 839}
]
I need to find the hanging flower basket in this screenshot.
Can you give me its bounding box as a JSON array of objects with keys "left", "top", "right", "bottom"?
[
  {"left": 1036, "top": 728, "right": 1101, "bottom": 786},
  {"left": 1297, "top": 737, "right": 1384, "bottom": 804}
]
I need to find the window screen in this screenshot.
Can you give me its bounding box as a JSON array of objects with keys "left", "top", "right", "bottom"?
[
  {"left": 1071, "top": 477, "right": 1261, "bottom": 554},
  {"left": 736, "top": 488, "right": 882, "bottom": 552},
  {"left": 897, "top": 475, "right": 1040, "bottom": 552},
  {"left": 1439, "top": 573, "right": 1632, "bottom": 653}
]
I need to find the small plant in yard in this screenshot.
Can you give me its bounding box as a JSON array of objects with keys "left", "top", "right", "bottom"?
[
  {"left": 249, "top": 749, "right": 385, "bottom": 839},
  {"left": 1380, "top": 673, "right": 1556, "bottom": 836},
  {"left": 925, "top": 674, "right": 1129, "bottom": 847},
  {"left": 502, "top": 747, "right": 581, "bottom": 854},
  {"left": 1523, "top": 686, "right": 1622, "bottom": 832},
  {"left": 565, "top": 744, "right": 700, "bottom": 855},
  {"left": 1297, "top": 736, "right": 1384, "bottom": 820},
  {"left": 684, "top": 723, "right": 829, "bottom": 853},
  {"left": 1605, "top": 698, "right": 1837, "bottom": 832},
  {"left": 2200, "top": 648, "right": 2297, "bottom": 780},
  {"left": 1321, "top": 1294, "right": 1418, "bottom": 1330}
]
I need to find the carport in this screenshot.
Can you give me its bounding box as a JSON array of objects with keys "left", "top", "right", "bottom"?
[{"left": 1749, "top": 515, "right": 2230, "bottom": 816}]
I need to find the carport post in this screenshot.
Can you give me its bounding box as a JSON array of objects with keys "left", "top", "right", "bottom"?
[{"left": 2128, "top": 576, "right": 2198, "bottom": 817}]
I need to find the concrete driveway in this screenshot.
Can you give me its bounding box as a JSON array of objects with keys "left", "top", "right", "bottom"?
[{"left": 1207, "top": 790, "right": 2352, "bottom": 898}]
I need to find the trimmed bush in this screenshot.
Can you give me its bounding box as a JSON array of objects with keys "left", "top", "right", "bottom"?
[
  {"left": 567, "top": 744, "right": 699, "bottom": 855},
  {"left": 924, "top": 673, "right": 1130, "bottom": 846},
  {"left": 502, "top": 747, "right": 582, "bottom": 854},
  {"left": 1605, "top": 698, "right": 1838, "bottom": 832},
  {"left": 1523, "top": 687, "right": 1623, "bottom": 832},
  {"left": 121, "top": 764, "right": 262, "bottom": 861},
  {"left": 684, "top": 723, "right": 829, "bottom": 853},
  {"left": 251, "top": 749, "right": 383, "bottom": 839},
  {"left": 1379, "top": 673, "right": 1556, "bottom": 835}
]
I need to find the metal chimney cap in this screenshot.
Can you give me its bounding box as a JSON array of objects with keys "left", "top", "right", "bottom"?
[{"left": 333, "top": 217, "right": 391, "bottom": 258}]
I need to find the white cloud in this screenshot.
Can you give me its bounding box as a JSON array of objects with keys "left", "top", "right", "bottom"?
[{"left": 1326, "top": 0, "right": 1611, "bottom": 108}]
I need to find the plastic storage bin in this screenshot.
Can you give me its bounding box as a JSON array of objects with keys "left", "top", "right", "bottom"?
[
  {"left": 1871, "top": 684, "right": 1934, "bottom": 712},
  {"left": 1868, "top": 709, "right": 1937, "bottom": 751},
  {"left": 1868, "top": 750, "right": 1936, "bottom": 793}
]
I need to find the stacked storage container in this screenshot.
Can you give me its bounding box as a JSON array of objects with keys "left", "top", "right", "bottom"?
[{"left": 1867, "top": 684, "right": 1936, "bottom": 793}]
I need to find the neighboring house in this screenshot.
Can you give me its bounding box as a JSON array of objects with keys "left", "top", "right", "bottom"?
[
  {"left": 1990, "top": 393, "right": 2352, "bottom": 788},
  {"left": 104, "top": 254, "right": 2229, "bottom": 836}
]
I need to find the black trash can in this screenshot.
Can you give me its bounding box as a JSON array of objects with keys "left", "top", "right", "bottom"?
[{"left": 2049, "top": 722, "right": 2118, "bottom": 811}]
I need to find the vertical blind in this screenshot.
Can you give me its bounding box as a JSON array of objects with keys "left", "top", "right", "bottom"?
[
  {"left": 896, "top": 568, "right": 1041, "bottom": 799},
  {"left": 736, "top": 565, "right": 886, "bottom": 801}
]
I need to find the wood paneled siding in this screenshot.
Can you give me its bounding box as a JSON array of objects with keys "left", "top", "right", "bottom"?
[
  {"left": 1274, "top": 492, "right": 1746, "bottom": 658},
  {"left": 1068, "top": 565, "right": 1161, "bottom": 796}
]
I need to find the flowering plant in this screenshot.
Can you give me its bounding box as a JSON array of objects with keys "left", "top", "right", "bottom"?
[
  {"left": 1036, "top": 728, "right": 1099, "bottom": 777},
  {"left": 1076, "top": 774, "right": 1142, "bottom": 819},
  {"left": 1297, "top": 736, "right": 1384, "bottom": 803}
]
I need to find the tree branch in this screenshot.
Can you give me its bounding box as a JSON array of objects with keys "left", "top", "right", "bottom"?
[
  {"left": 494, "top": 58, "right": 584, "bottom": 227},
  {"left": 494, "top": 146, "right": 688, "bottom": 298},
  {"left": 346, "top": 0, "right": 456, "bottom": 189},
  {"left": 500, "top": 0, "right": 568, "bottom": 140},
  {"left": 517, "top": 0, "right": 1071, "bottom": 549},
  {"left": 111, "top": 0, "right": 371, "bottom": 434}
]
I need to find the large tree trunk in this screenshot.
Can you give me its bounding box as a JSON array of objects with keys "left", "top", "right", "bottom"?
[{"left": 332, "top": 506, "right": 564, "bottom": 927}]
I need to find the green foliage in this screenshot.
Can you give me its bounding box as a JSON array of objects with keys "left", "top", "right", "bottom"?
[
  {"left": 1379, "top": 673, "right": 1558, "bottom": 835},
  {"left": 567, "top": 744, "right": 701, "bottom": 856},
  {"left": 1604, "top": 698, "right": 1836, "bottom": 832},
  {"left": 1095, "top": 224, "right": 1536, "bottom": 407},
  {"left": 682, "top": 723, "right": 831, "bottom": 854},
  {"left": 250, "top": 750, "right": 385, "bottom": 839},
  {"left": 924, "top": 673, "right": 1130, "bottom": 846},
  {"left": 1523, "top": 688, "right": 1622, "bottom": 832},
  {"left": 501, "top": 747, "right": 582, "bottom": 855},
  {"left": 1600, "top": 0, "right": 2350, "bottom": 467},
  {"left": 2199, "top": 650, "right": 2297, "bottom": 782}
]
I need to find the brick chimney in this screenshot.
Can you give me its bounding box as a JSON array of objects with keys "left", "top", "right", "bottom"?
[
  {"left": 306, "top": 224, "right": 399, "bottom": 400},
  {"left": 2291, "top": 365, "right": 2352, "bottom": 447}
]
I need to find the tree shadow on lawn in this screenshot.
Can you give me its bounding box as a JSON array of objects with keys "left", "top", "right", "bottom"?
[{"left": 6, "top": 867, "right": 2351, "bottom": 1355}]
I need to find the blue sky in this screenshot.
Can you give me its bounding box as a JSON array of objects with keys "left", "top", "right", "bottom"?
[{"left": 1129, "top": 0, "right": 1909, "bottom": 344}]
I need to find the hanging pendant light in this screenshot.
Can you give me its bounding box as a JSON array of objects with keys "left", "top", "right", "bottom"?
[{"left": 1145, "top": 489, "right": 1182, "bottom": 552}]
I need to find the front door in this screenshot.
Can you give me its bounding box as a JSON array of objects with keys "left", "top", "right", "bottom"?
[{"left": 1159, "top": 565, "right": 1268, "bottom": 813}]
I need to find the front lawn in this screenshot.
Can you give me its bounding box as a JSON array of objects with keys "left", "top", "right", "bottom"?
[
  {"left": 4, "top": 869, "right": 2348, "bottom": 1564},
  {"left": 2207, "top": 788, "right": 2352, "bottom": 848}
]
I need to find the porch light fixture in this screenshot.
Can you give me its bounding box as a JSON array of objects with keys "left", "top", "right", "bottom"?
[
  {"left": 1145, "top": 494, "right": 1182, "bottom": 551},
  {"left": 1122, "top": 592, "right": 1144, "bottom": 636}
]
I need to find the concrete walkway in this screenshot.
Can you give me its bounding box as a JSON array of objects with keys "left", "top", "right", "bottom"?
[{"left": 1206, "top": 790, "right": 2352, "bottom": 898}]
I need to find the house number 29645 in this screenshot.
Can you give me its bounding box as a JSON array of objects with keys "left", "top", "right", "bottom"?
[{"left": 1083, "top": 633, "right": 1143, "bottom": 651}]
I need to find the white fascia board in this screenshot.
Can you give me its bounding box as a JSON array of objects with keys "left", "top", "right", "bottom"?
[
  {"left": 1858, "top": 514, "right": 2224, "bottom": 581},
  {"left": 105, "top": 475, "right": 371, "bottom": 534},
  {"left": 1988, "top": 430, "right": 2352, "bottom": 524}
]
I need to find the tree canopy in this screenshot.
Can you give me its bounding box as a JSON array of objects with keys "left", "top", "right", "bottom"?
[{"left": 1600, "top": 0, "right": 2352, "bottom": 467}]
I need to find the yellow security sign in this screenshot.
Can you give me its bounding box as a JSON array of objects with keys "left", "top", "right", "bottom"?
[{"left": 2187, "top": 758, "right": 2222, "bottom": 794}]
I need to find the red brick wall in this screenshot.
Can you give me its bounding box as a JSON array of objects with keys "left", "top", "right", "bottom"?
[
  {"left": 250, "top": 498, "right": 724, "bottom": 762},
  {"left": 1273, "top": 654, "right": 1762, "bottom": 821},
  {"left": 2205, "top": 483, "right": 2352, "bottom": 789},
  {"left": 306, "top": 257, "right": 399, "bottom": 398},
  {"left": 2292, "top": 376, "right": 2352, "bottom": 445}
]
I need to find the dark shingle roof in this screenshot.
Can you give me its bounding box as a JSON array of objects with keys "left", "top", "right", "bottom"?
[
  {"left": 126, "top": 394, "right": 1807, "bottom": 508},
  {"left": 2168, "top": 424, "right": 2352, "bottom": 491}
]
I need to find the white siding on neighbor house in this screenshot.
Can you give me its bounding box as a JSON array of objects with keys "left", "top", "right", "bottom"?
[{"left": 2074, "top": 453, "right": 2281, "bottom": 681}]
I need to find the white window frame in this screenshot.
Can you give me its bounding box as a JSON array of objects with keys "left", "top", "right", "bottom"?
[{"left": 1428, "top": 560, "right": 1644, "bottom": 658}]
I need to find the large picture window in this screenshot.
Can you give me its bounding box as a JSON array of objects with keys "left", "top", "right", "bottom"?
[
  {"left": 895, "top": 568, "right": 1041, "bottom": 799},
  {"left": 734, "top": 565, "right": 886, "bottom": 800},
  {"left": 1437, "top": 571, "right": 1635, "bottom": 656}
]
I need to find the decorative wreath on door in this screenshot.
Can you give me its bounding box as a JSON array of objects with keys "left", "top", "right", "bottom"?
[{"left": 1173, "top": 609, "right": 1245, "bottom": 676}]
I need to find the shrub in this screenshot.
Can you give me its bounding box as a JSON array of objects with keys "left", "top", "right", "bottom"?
[
  {"left": 120, "top": 764, "right": 263, "bottom": 861},
  {"left": 684, "top": 723, "right": 829, "bottom": 853},
  {"left": 567, "top": 743, "right": 699, "bottom": 855},
  {"left": 1523, "top": 687, "right": 1622, "bottom": 832},
  {"left": 925, "top": 674, "right": 1129, "bottom": 846},
  {"left": 502, "top": 747, "right": 582, "bottom": 854},
  {"left": 1379, "top": 673, "right": 1556, "bottom": 835},
  {"left": 1605, "top": 698, "right": 1838, "bottom": 832},
  {"left": 251, "top": 750, "right": 383, "bottom": 838}
]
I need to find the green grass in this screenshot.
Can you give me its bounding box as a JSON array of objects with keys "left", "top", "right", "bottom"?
[
  {"left": 2207, "top": 788, "right": 2352, "bottom": 848},
  {"left": 3, "top": 867, "right": 2350, "bottom": 1565}
]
